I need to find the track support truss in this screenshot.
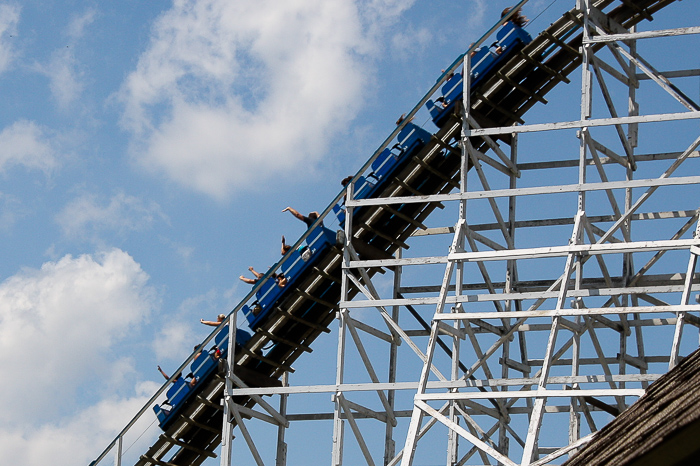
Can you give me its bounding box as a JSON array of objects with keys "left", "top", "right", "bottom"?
[{"left": 219, "top": 1, "right": 700, "bottom": 465}]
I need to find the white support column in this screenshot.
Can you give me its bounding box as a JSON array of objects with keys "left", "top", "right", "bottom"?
[
  {"left": 276, "top": 372, "right": 289, "bottom": 466},
  {"left": 578, "top": 0, "right": 591, "bottom": 214},
  {"left": 521, "top": 214, "right": 584, "bottom": 464},
  {"left": 448, "top": 237, "right": 465, "bottom": 466},
  {"left": 670, "top": 220, "right": 700, "bottom": 368},
  {"left": 114, "top": 435, "right": 122, "bottom": 466},
  {"left": 332, "top": 297, "right": 348, "bottom": 466},
  {"left": 332, "top": 180, "right": 356, "bottom": 466},
  {"left": 220, "top": 313, "right": 238, "bottom": 466},
  {"left": 385, "top": 248, "right": 401, "bottom": 466}
]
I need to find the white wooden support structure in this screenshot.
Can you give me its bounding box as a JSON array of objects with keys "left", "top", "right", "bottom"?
[
  {"left": 392, "top": 1, "right": 700, "bottom": 465},
  {"left": 175, "top": 2, "right": 700, "bottom": 466}
]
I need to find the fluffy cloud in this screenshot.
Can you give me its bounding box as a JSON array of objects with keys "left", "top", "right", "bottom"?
[
  {"left": 0, "top": 120, "right": 58, "bottom": 173},
  {"left": 56, "top": 191, "right": 167, "bottom": 239},
  {"left": 119, "top": 0, "right": 416, "bottom": 199},
  {"left": 0, "top": 381, "right": 160, "bottom": 466},
  {"left": 0, "top": 3, "right": 20, "bottom": 75},
  {"left": 0, "top": 249, "right": 158, "bottom": 426}
]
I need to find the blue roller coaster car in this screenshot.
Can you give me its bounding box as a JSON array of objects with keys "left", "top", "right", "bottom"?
[
  {"left": 153, "top": 327, "right": 252, "bottom": 430},
  {"left": 242, "top": 225, "right": 339, "bottom": 330},
  {"left": 333, "top": 121, "right": 432, "bottom": 225},
  {"left": 426, "top": 22, "right": 532, "bottom": 128},
  {"left": 154, "top": 227, "right": 338, "bottom": 429}
]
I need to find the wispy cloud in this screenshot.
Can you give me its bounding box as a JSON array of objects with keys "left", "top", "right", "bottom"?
[
  {"left": 119, "top": 0, "right": 417, "bottom": 200},
  {"left": 0, "top": 3, "right": 20, "bottom": 75},
  {"left": 0, "top": 191, "right": 24, "bottom": 231},
  {"left": 41, "top": 47, "right": 83, "bottom": 109},
  {"left": 56, "top": 191, "right": 167, "bottom": 239},
  {"left": 390, "top": 26, "right": 432, "bottom": 60},
  {"left": 0, "top": 120, "right": 58, "bottom": 173},
  {"left": 67, "top": 7, "right": 96, "bottom": 40},
  {"left": 34, "top": 8, "right": 96, "bottom": 109},
  {"left": 467, "top": 0, "right": 488, "bottom": 29},
  {"left": 152, "top": 288, "right": 226, "bottom": 361}
]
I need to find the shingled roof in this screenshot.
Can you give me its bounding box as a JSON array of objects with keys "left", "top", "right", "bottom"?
[{"left": 563, "top": 347, "right": 700, "bottom": 466}]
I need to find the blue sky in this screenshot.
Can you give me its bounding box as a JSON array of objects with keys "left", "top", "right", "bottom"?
[{"left": 0, "top": 0, "right": 698, "bottom": 465}]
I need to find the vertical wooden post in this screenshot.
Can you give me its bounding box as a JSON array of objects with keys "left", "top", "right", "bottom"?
[{"left": 220, "top": 313, "right": 237, "bottom": 466}]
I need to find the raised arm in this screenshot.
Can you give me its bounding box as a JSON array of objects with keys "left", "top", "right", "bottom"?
[
  {"left": 282, "top": 206, "right": 305, "bottom": 222},
  {"left": 281, "top": 235, "right": 291, "bottom": 255},
  {"left": 157, "top": 365, "right": 169, "bottom": 380}
]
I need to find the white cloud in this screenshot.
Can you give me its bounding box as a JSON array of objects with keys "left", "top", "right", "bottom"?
[
  {"left": 0, "top": 3, "right": 20, "bottom": 75},
  {"left": 0, "top": 249, "right": 158, "bottom": 426},
  {"left": 0, "top": 250, "right": 165, "bottom": 466},
  {"left": 0, "top": 382, "right": 160, "bottom": 466},
  {"left": 56, "top": 191, "right": 167, "bottom": 239},
  {"left": 0, "top": 120, "right": 58, "bottom": 173},
  {"left": 119, "top": 0, "right": 417, "bottom": 199}
]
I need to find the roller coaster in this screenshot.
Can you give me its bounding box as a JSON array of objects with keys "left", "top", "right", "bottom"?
[{"left": 91, "top": 0, "right": 700, "bottom": 465}]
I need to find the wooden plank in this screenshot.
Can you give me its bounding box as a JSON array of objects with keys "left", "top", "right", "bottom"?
[
  {"left": 295, "top": 289, "right": 338, "bottom": 310},
  {"left": 432, "top": 304, "right": 700, "bottom": 321},
  {"left": 473, "top": 90, "right": 526, "bottom": 124},
  {"left": 257, "top": 329, "right": 313, "bottom": 353},
  {"left": 338, "top": 395, "right": 377, "bottom": 466},
  {"left": 358, "top": 221, "right": 410, "bottom": 250},
  {"left": 417, "top": 388, "right": 645, "bottom": 401},
  {"left": 347, "top": 175, "right": 700, "bottom": 207},
  {"left": 312, "top": 266, "right": 341, "bottom": 284},
  {"left": 139, "top": 455, "right": 178, "bottom": 466},
  {"left": 378, "top": 204, "right": 427, "bottom": 231},
  {"left": 348, "top": 317, "right": 394, "bottom": 344},
  {"left": 239, "top": 347, "right": 296, "bottom": 373},
  {"left": 416, "top": 400, "right": 518, "bottom": 466},
  {"left": 410, "top": 151, "right": 453, "bottom": 183},
  {"left": 497, "top": 70, "right": 548, "bottom": 104},
  {"left": 230, "top": 406, "right": 265, "bottom": 466},
  {"left": 179, "top": 415, "right": 220, "bottom": 434},
  {"left": 159, "top": 434, "right": 217, "bottom": 458},
  {"left": 195, "top": 395, "right": 223, "bottom": 411},
  {"left": 276, "top": 308, "right": 331, "bottom": 333},
  {"left": 517, "top": 50, "right": 571, "bottom": 84},
  {"left": 395, "top": 179, "right": 444, "bottom": 209}
]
